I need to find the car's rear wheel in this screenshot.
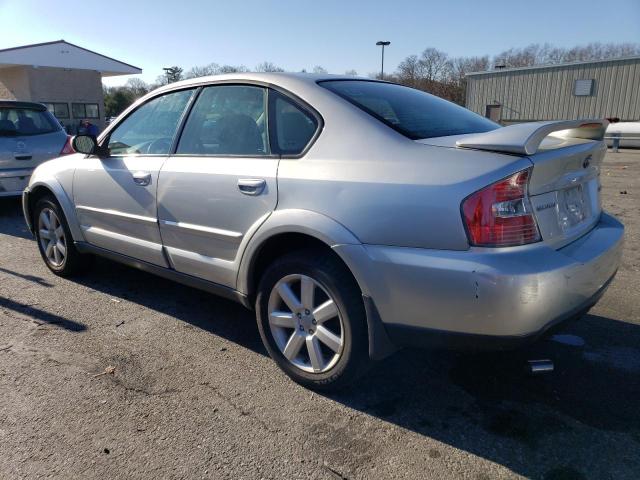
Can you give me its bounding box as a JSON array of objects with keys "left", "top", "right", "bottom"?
[
  {"left": 256, "top": 250, "right": 369, "bottom": 390},
  {"left": 34, "top": 196, "right": 88, "bottom": 276}
]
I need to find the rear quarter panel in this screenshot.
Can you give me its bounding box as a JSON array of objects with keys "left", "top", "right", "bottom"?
[{"left": 276, "top": 93, "right": 532, "bottom": 250}]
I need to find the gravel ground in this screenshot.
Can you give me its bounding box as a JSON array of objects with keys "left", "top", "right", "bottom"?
[{"left": 0, "top": 150, "right": 638, "bottom": 480}]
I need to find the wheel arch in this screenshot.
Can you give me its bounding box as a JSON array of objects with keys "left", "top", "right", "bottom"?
[
  {"left": 236, "top": 209, "right": 363, "bottom": 300},
  {"left": 26, "top": 181, "right": 84, "bottom": 241},
  {"left": 238, "top": 209, "right": 397, "bottom": 361}
]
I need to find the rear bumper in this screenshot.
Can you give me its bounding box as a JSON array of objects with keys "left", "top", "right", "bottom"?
[
  {"left": 385, "top": 272, "right": 614, "bottom": 351},
  {"left": 337, "top": 212, "right": 624, "bottom": 349},
  {"left": 0, "top": 168, "right": 34, "bottom": 197}
]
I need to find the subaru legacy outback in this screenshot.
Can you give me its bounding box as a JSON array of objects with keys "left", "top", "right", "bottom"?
[{"left": 22, "top": 74, "right": 623, "bottom": 390}]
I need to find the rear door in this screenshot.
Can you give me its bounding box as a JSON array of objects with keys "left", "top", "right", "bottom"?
[
  {"left": 73, "top": 88, "right": 195, "bottom": 266},
  {"left": 157, "top": 84, "right": 279, "bottom": 287}
]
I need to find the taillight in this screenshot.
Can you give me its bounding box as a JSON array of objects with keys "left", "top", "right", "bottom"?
[
  {"left": 462, "top": 169, "right": 541, "bottom": 247},
  {"left": 60, "top": 135, "right": 75, "bottom": 155}
]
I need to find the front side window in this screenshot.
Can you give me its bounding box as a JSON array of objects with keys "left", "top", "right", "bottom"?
[
  {"left": 177, "top": 85, "right": 268, "bottom": 156},
  {"left": 319, "top": 80, "right": 498, "bottom": 140},
  {"left": 0, "top": 107, "right": 60, "bottom": 136},
  {"left": 108, "top": 89, "right": 194, "bottom": 155},
  {"left": 269, "top": 91, "right": 318, "bottom": 155}
]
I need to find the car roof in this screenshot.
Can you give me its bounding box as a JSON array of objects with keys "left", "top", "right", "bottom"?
[
  {"left": 0, "top": 100, "right": 47, "bottom": 111},
  {"left": 153, "top": 72, "right": 379, "bottom": 97}
]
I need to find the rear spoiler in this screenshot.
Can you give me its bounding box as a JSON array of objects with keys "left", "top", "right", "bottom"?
[{"left": 456, "top": 119, "right": 609, "bottom": 156}]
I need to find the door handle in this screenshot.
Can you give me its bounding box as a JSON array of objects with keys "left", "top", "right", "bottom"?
[
  {"left": 14, "top": 155, "right": 32, "bottom": 161},
  {"left": 132, "top": 171, "right": 152, "bottom": 186},
  {"left": 238, "top": 178, "right": 266, "bottom": 196}
]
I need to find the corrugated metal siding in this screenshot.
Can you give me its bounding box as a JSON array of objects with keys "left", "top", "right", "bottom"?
[{"left": 466, "top": 58, "right": 640, "bottom": 122}]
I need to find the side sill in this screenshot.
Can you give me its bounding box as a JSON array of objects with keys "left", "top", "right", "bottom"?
[{"left": 75, "top": 242, "right": 252, "bottom": 309}]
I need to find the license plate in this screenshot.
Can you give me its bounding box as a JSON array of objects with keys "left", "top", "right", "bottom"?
[{"left": 560, "top": 184, "right": 586, "bottom": 230}]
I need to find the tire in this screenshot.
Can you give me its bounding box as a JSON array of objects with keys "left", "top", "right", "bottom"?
[
  {"left": 256, "top": 249, "right": 369, "bottom": 391},
  {"left": 33, "top": 195, "right": 90, "bottom": 277}
]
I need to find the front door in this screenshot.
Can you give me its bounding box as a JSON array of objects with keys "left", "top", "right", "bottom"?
[
  {"left": 157, "top": 85, "right": 278, "bottom": 287},
  {"left": 74, "top": 88, "right": 195, "bottom": 266}
]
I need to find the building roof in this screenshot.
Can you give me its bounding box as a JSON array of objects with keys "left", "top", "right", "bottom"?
[
  {"left": 466, "top": 55, "right": 640, "bottom": 77},
  {"left": 0, "top": 40, "right": 141, "bottom": 77}
]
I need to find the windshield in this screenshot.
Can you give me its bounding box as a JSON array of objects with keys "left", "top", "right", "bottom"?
[
  {"left": 319, "top": 80, "right": 499, "bottom": 140},
  {"left": 0, "top": 107, "right": 60, "bottom": 137}
]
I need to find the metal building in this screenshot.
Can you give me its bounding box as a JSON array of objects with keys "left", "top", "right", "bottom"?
[{"left": 465, "top": 56, "right": 640, "bottom": 124}]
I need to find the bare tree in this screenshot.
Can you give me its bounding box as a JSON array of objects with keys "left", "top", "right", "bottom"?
[
  {"left": 218, "top": 64, "right": 249, "bottom": 74},
  {"left": 450, "top": 56, "right": 490, "bottom": 83},
  {"left": 312, "top": 65, "right": 328, "bottom": 74},
  {"left": 344, "top": 69, "right": 358, "bottom": 76},
  {"left": 418, "top": 48, "right": 451, "bottom": 82},
  {"left": 396, "top": 55, "right": 423, "bottom": 87},
  {"left": 254, "top": 61, "right": 284, "bottom": 72},
  {"left": 185, "top": 63, "right": 221, "bottom": 79},
  {"left": 125, "top": 78, "right": 149, "bottom": 98},
  {"left": 493, "top": 42, "right": 640, "bottom": 68}
]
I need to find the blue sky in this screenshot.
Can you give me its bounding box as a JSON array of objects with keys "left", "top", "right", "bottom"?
[{"left": 1, "top": 0, "right": 639, "bottom": 86}]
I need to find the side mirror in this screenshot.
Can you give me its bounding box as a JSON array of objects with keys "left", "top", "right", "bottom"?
[
  {"left": 71, "top": 135, "right": 109, "bottom": 157},
  {"left": 72, "top": 135, "right": 96, "bottom": 154}
]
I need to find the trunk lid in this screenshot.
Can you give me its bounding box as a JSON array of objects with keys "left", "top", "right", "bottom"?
[
  {"left": 417, "top": 119, "right": 608, "bottom": 249},
  {"left": 526, "top": 136, "right": 605, "bottom": 248}
]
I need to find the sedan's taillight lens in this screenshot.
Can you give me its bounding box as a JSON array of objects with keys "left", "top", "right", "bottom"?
[
  {"left": 60, "top": 135, "right": 75, "bottom": 155},
  {"left": 462, "top": 169, "right": 541, "bottom": 247}
]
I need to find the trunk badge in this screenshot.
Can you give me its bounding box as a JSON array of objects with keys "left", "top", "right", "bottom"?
[
  {"left": 536, "top": 202, "right": 557, "bottom": 212},
  {"left": 582, "top": 155, "right": 592, "bottom": 169}
]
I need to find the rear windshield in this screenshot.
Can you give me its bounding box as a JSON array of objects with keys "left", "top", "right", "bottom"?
[
  {"left": 319, "top": 80, "right": 498, "bottom": 140},
  {"left": 0, "top": 107, "right": 60, "bottom": 137}
]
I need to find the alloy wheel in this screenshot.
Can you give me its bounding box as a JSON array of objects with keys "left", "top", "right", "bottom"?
[
  {"left": 267, "top": 274, "right": 345, "bottom": 373},
  {"left": 38, "top": 208, "right": 67, "bottom": 267}
]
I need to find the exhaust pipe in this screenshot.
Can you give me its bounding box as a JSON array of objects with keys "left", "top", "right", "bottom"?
[{"left": 526, "top": 359, "right": 554, "bottom": 375}]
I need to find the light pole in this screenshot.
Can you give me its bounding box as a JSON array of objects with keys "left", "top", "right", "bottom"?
[
  {"left": 162, "top": 67, "right": 171, "bottom": 84},
  {"left": 376, "top": 41, "right": 390, "bottom": 79}
]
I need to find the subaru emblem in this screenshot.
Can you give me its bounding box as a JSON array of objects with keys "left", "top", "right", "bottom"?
[{"left": 582, "top": 155, "right": 591, "bottom": 169}]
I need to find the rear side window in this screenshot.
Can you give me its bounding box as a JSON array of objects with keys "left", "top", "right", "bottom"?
[
  {"left": 269, "top": 91, "right": 318, "bottom": 155},
  {"left": 177, "top": 85, "right": 268, "bottom": 156},
  {"left": 0, "top": 107, "right": 60, "bottom": 137},
  {"left": 319, "top": 80, "right": 498, "bottom": 140},
  {"left": 107, "top": 89, "right": 194, "bottom": 155}
]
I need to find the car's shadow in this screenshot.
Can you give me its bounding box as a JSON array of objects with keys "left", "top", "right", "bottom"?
[{"left": 3, "top": 197, "right": 639, "bottom": 478}]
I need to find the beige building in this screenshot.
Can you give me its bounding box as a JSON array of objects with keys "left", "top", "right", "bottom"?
[
  {"left": 0, "top": 40, "right": 141, "bottom": 132},
  {"left": 465, "top": 56, "right": 640, "bottom": 124}
]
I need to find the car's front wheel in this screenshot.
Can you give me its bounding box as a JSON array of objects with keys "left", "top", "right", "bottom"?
[
  {"left": 256, "top": 250, "right": 369, "bottom": 391},
  {"left": 33, "top": 195, "right": 88, "bottom": 277}
]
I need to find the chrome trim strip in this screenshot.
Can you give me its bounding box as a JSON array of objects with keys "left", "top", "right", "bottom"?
[
  {"left": 80, "top": 225, "right": 163, "bottom": 250},
  {"left": 160, "top": 219, "right": 242, "bottom": 239},
  {"left": 76, "top": 205, "right": 157, "bottom": 224}
]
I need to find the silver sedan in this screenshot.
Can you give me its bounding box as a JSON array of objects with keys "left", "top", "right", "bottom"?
[{"left": 22, "top": 74, "right": 624, "bottom": 390}]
